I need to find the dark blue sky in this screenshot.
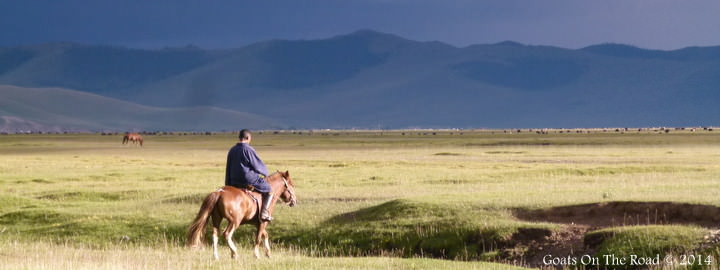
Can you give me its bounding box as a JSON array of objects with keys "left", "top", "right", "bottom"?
[{"left": 1, "top": 0, "right": 719, "bottom": 50}]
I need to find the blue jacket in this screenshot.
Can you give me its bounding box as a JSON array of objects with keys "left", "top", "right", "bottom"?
[{"left": 225, "top": 143, "right": 271, "bottom": 193}]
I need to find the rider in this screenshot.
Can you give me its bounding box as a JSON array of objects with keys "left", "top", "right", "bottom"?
[{"left": 225, "top": 129, "right": 274, "bottom": 221}]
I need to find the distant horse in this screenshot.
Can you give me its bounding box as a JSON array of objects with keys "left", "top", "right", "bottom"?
[
  {"left": 122, "top": 133, "right": 143, "bottom": 146},
  {"left": 187, "top": 171, "right": 297, "bottom": 259}
]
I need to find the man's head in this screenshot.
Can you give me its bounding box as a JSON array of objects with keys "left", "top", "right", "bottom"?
[{"left": 239, "top": 129, "right": 252, "bottom": 143}]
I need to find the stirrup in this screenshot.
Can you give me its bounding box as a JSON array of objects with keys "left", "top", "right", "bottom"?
[{"left": 260, "top": 212, "right": 273, "bottom": 222}]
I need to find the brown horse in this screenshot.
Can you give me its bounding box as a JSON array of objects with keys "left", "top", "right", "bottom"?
[
  {"left": 122, "top": 133, "right": 143, "bottom": 146},
  {"left": 186, "top": 171, "right": 297, "bottom": 259}
]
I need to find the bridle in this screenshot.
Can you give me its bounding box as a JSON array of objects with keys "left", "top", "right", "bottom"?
[{"left": 279, "top": 175, "right": 297, "bottom": 205}]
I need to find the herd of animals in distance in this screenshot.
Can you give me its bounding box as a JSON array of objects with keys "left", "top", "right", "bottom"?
[{"left": 0, "top": 126, "right": 716, "bottom": 140}]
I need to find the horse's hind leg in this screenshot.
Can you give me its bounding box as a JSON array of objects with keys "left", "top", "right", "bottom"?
[
  {"left": 211, "top": 213, "right": 222, "bottom": 260},
  {"left": 223, "top": 219, "right": 240, "bottom": 259}
]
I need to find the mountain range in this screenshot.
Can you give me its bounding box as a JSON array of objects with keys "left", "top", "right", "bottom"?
[{"left": 1, "top": 30, "right": 718, "bottom": 130}]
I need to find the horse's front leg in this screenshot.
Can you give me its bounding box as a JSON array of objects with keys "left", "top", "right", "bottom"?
[
  {"left": 263, "top": 232, "right": 271, "bottom": 258},
  {"left": 253, "top": 227, "right": 262, "bottom": 259},
  {"left": 260, "top": 223, "right": 271, "bottom": 258}
]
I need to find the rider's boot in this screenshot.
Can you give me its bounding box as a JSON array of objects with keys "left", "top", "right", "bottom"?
[{"left": 260, "top": 193, "right": 274, "bottom": 222}]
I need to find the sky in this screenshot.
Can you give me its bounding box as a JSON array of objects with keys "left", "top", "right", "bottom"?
[{"left": 1, "top": 0, "right": 719, "bottom": 50}]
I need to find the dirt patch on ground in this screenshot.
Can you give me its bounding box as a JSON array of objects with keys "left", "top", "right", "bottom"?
[
  {"left": 514, "top": 201, "right": 720, "bottom": 228},
  {"left": 505, "top": 201, "right": 720, "bottom": 268}
]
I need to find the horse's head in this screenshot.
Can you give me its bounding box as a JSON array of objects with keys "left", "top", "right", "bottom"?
[{"left": 277, "top": 170, "right": 297, "bottom": 207}]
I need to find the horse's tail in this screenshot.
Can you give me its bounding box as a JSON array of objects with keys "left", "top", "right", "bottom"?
[
  {"left": 139, "top": 138, "right": 143, "bottom": 147},
  {"left": 186, "top": 190, "right": 221, "bottom": 248}
]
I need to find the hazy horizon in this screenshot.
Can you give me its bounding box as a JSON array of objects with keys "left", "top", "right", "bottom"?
[{"left": 3, "top": 29, "right": 718, "bottom": 52}]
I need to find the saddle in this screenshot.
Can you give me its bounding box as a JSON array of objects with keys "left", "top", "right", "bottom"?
[{"left": 242, "top": 185, "right": 263, "bottom": 220}]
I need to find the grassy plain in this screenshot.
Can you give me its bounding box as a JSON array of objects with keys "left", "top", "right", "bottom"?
[{"left": 1, "top": 130, "right": 720, "bottom": 269}]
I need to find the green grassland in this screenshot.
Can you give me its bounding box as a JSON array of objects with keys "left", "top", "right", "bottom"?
[{"left": 2, "top": 130, "right": 720, "bottom": 269}]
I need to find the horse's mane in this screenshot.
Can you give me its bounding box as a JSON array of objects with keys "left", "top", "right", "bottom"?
[{"left": 267, "top": 171, "right": 293, "bottom": 186}]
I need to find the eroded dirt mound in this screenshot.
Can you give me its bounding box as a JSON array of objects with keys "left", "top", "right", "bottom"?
[
  {"left": 514, "top": 201, "right": 720, "bottom": 228},
  {"left": 501, "top": 225, "right": 593, "bottom": 268}
]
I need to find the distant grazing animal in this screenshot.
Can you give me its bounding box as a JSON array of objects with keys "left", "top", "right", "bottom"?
[
  {"left": 187, "top": 171, "right": 297, "bottom": 259},
  {"left": 122, "top": 133, "right": 143, "bottom": 146}
]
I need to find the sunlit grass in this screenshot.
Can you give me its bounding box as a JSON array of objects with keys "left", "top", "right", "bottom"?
[
  {"left": 1, "top": 131, "right": 720, "bottom": 268},
  {"left": 0, "top": 238, "right": 531, "bottom": 270}
]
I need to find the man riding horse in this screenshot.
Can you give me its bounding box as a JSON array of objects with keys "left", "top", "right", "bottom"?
[{"left": 225, "top": 129, "right": 274, "bottom": 221}]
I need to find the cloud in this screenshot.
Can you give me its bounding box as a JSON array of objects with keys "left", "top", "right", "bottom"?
[{"left": 1, "top": 0, "right": 719, "bottom": 49}]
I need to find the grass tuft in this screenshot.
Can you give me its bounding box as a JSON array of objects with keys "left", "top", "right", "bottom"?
[{"left": 586, "top": 225, "right": 706, "bottom": 269}]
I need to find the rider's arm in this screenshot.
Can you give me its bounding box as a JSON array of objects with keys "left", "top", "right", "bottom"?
[
  {"left": 224, "top": 151, "right": 232, "bottom": 186},
  {"left": 247, "top": 148, "right": 269, "bottom": 177}
]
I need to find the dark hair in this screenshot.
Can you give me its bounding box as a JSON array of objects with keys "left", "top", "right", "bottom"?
[{"left": 239, "top": 129, "right": 252, "bottom": 140}]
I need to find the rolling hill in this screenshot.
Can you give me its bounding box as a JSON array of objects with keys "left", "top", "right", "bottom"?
[
  {"left": 0, "top": 30, "right": 719, "bottom": 129},
  {"left": 0, "top": 85, "right": 282, "bottom": 132}
]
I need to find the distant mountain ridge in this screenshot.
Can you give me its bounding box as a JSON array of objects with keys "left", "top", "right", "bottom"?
[
  {"left": 0, "top": 85, "right": 282, "bottom": 132},
  {"left": 1, "top": 30, "right": 719, "bottom": 129}
]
